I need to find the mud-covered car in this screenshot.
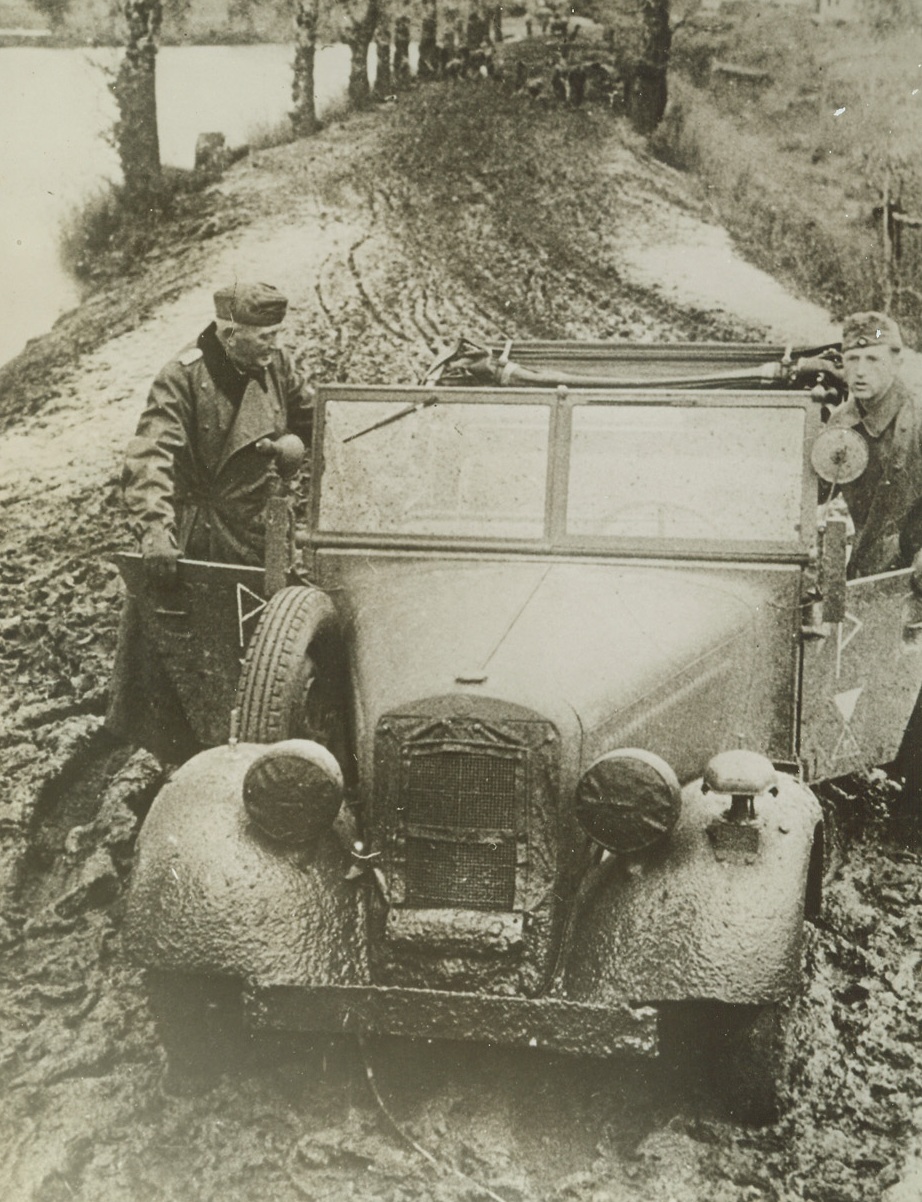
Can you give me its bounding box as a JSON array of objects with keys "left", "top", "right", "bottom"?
[{"left": 120, "top": 367, "right": 922, "bottom": 1121}]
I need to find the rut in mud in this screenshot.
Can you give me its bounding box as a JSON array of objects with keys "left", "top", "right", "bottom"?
[{"left": 2, "top": 80, "right": 922, "bottom": 1202}]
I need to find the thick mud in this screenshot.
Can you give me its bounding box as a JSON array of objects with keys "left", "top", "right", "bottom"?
[{"left": 1, "top": 81, "right": 921, "bottom": 1202}]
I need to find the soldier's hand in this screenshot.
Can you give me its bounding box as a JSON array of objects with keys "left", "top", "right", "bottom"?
[
  {"left": 140, "top": 525, "right": 180, "bottom": 585},
  {"left": 256, "top": 433, "right": 306, "bottom": 479}
]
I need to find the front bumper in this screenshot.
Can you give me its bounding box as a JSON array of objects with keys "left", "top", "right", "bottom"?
[{"left": 244, "top": 983, "right": 658, "bottom": 1057}]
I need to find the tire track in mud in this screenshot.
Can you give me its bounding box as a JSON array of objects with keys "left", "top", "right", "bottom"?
[{"left": 347, "top": 238, "right": 417, "bottom": 346}]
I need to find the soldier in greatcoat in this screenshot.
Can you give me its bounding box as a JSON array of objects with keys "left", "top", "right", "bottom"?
[{"left": 106, "top": 281, "right": 314, "bottom": 762}]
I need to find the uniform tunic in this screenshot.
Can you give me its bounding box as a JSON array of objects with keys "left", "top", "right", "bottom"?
[
  {"left": 123, "top": 322, "right": 314, "bottom": 565},
  {"left": 825, "top": 370, "right": 922, "bottom": 821},
  {"left": 826, "top": 377, "right": 922, "bottom": 578}
]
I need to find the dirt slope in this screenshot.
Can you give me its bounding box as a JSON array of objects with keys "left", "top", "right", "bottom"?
[{"left": 1, "top": 80, "right": 921, "bottom": 1202}]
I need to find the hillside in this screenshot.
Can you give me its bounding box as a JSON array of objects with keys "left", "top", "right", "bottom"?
[{"left": 664, "top": 1, "right": 922, "bottom": 345}]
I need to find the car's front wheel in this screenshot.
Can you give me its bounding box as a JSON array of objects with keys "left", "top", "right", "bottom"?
[
  {"left": 145, "top": 970, "right": 247, "bottom": 1093},
  {"left": 145, "top": 970, "right": 357, "bottom": 1093},
  {"left": 710, "top": 1001, "right": 794, "bottom": 1124},
  {"left": 658, "top": 999, "right": 794, "bottom": 1124},
  {"left": 236, "top": 585, "right": 345, "bottom": 756}
]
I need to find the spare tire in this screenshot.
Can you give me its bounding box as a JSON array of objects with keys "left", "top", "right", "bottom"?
[{"left": 236, "top": 586, "right": 345, "bottom": 755}]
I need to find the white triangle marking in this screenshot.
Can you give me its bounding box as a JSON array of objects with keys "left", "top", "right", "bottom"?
[
  {"left": 834, "top": 686, "right": 863, "bottom": 723},
  {"left": 236, "top": 583, "right": 267, "bottom": 647}
]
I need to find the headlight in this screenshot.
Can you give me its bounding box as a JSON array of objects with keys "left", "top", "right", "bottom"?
[
  {"left": 575, "top": 748, "right": 681, "bottom": 854},
  {"left": 243, "top": 739, "right": 343, "bottom": 844}
]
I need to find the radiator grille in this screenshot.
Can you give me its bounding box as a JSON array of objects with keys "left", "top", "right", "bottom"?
[
  {"left": 402, "top": 747, "right": 519, "bottom": 911},
  {"left": 406, "top": 751, "right": 517, "bottom": 828},
  {"left": 406, "top": 838, "right": 516, "bottom": 910}
]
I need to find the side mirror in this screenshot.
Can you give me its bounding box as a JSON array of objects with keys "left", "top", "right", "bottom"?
[{"left": 810, "top": 426, "right": 868, "bottom": 489}]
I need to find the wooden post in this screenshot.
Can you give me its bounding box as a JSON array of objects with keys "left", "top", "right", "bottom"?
[
  {"left": 264, "top": 475, "right": 291, "bottom": 598},
  {"left": 882, "top": 166, "right": 894, "bottom": 313}
]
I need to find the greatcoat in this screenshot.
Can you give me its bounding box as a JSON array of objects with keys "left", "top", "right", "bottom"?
[
  {"left": 123, "top": 322, "right": 314, "bottom": 564},
  {"left": 107, "top": 323, "right": 314, "bottom": 762}
]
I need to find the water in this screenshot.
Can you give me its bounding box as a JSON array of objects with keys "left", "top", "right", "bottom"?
[{"left": 0, "top": 42, "right": 371, "bottom": 367}]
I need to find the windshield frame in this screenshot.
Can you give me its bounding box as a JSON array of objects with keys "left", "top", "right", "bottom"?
[{"left": 309, "top": 384, "right": 822, "bottom": 563}]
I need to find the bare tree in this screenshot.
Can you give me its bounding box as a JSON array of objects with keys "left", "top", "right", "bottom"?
[
  {"left": 623, "top": 0, "right": 670, "bottom": 134},
  {"left": 622, "top": 0, "right": 700, "bottom": 134},
  {"left": 466, "top": 2, "right": 489, "bottom": 53},
  {"left": 374, "top": 11, "right": 393, "bottom": 97},
  {"left": 292, "top": 0, "right": 320, "bottom": 134},
  {"left": 343, "top": 0, "right": 381, "bottom": 107},
  {"left": 111, "top": 0, "right": 162, "bottom": 202},
  {"left": 393, "top": 8, "right": 411, "bottom": 86},
  {"left": 490, "top": 3, "right": 503, "bottom": 43},
  {"left": 418, "top": 0, "right": 438, "bottom": 79}
]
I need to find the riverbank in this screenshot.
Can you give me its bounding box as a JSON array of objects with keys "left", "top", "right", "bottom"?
[
  {"left": 0, "top": 0, "right": 297, "bottom": 47},
  {"left": 2, "top": 77, "right": 922, "bottom": 1202}
]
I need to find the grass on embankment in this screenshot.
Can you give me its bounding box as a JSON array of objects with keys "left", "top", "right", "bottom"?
[{"left": 659, "top": 1, "right": 922, "bottom": 346}]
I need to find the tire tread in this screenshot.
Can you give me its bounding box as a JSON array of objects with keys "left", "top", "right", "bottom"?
[{"left": 237, "top": 586, "right": 335, "bottom": 743}]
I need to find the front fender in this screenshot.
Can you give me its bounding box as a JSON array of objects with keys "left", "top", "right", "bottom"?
[
  {"left": 564, "top": 774, "right": 822, "bottom": 1006},
  {"left": 123, "top": 744, "right": 368, "bottom": 985}
]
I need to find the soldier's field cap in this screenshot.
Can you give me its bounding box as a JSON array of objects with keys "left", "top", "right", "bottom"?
[
  {"left": 214, "top": 281, "right": 288, "bottom": 326},
  {"left": 841, "top": 311, "right": 902, "bottom": 352}
]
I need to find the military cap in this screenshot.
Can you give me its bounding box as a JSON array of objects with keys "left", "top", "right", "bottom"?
[
  {"left": 841, "top": 311, "right": 902, "bottom": 353},
  {"left": 213, "top": 281, "right": 288, "bottom": 326}
]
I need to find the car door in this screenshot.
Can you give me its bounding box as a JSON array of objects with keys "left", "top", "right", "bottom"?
[{"left": 800, "top": 567, "right": 922, "bottom": 781}]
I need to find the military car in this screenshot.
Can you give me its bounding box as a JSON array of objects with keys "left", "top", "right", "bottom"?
[{"left": 120, "top": 351, "right": 922, "bottom": 1122}]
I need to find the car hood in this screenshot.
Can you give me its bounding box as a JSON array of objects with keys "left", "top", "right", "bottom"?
[{"left": 319, "top": 553, "right": 801, "bottom": 785}]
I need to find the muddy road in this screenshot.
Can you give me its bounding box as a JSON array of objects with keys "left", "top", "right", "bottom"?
[{"left": 1, "top": 82, "right": 921, "bottom": 1202}]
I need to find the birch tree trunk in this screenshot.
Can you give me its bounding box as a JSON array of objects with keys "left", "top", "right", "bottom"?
[
  {"left": 625, "top": 0, "right": 671, "bottom": 134},
  {"left": 292, "top": 0, "right": 320, "bottom": 135},
  {"left": 345, "top": 0, "right": 380, "bottom": 108},
  {"left": 466, "top": 3, "right": 488, "bottom": 54},
  {"left": 374, "top": 17, "right": 393, "bottom": 97},
  {"left": 418, "top": 0, "right": 438, "bottom": 79},
  {"left": 112, "top": 0, "right": 162, "bottom": 202},
  {"left": 393, "top": 13, "right": 411, "bottom": 87}
]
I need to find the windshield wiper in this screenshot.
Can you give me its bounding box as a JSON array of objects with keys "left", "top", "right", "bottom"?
[{"left": 343, "top": 395, "right": 439, "bottom": 443}]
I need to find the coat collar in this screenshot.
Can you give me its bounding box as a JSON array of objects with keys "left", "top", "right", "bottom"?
[
  {"left": 198, "top": 323, "right": 282, "bottom": 472},
  {"left": 198, "top": 322, "right": 268, "bottom": 397},
  {"left": 835, "top": 377, "right": 911, "bottom": 438},
  {"left": 218, "top": 376, "right": 280, "bottom": 470}
]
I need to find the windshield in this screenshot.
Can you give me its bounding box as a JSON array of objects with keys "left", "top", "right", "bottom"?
[
  {"left": 319, "top": 399, "right": 550, "bottom": 539},
  {"left": 567, "top": 405, "right": 806, "bottom": 543},
  {"left": 316, "top": 391, "right": 810, "bottom": 552}
]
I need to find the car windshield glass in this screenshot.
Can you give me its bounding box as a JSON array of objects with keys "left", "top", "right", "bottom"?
[
  {"left": 567, "top": 404, "right": 806, "bottom": 543},
  {"left": 319, "top": 399, "right": 551, "bottom": 539}
]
